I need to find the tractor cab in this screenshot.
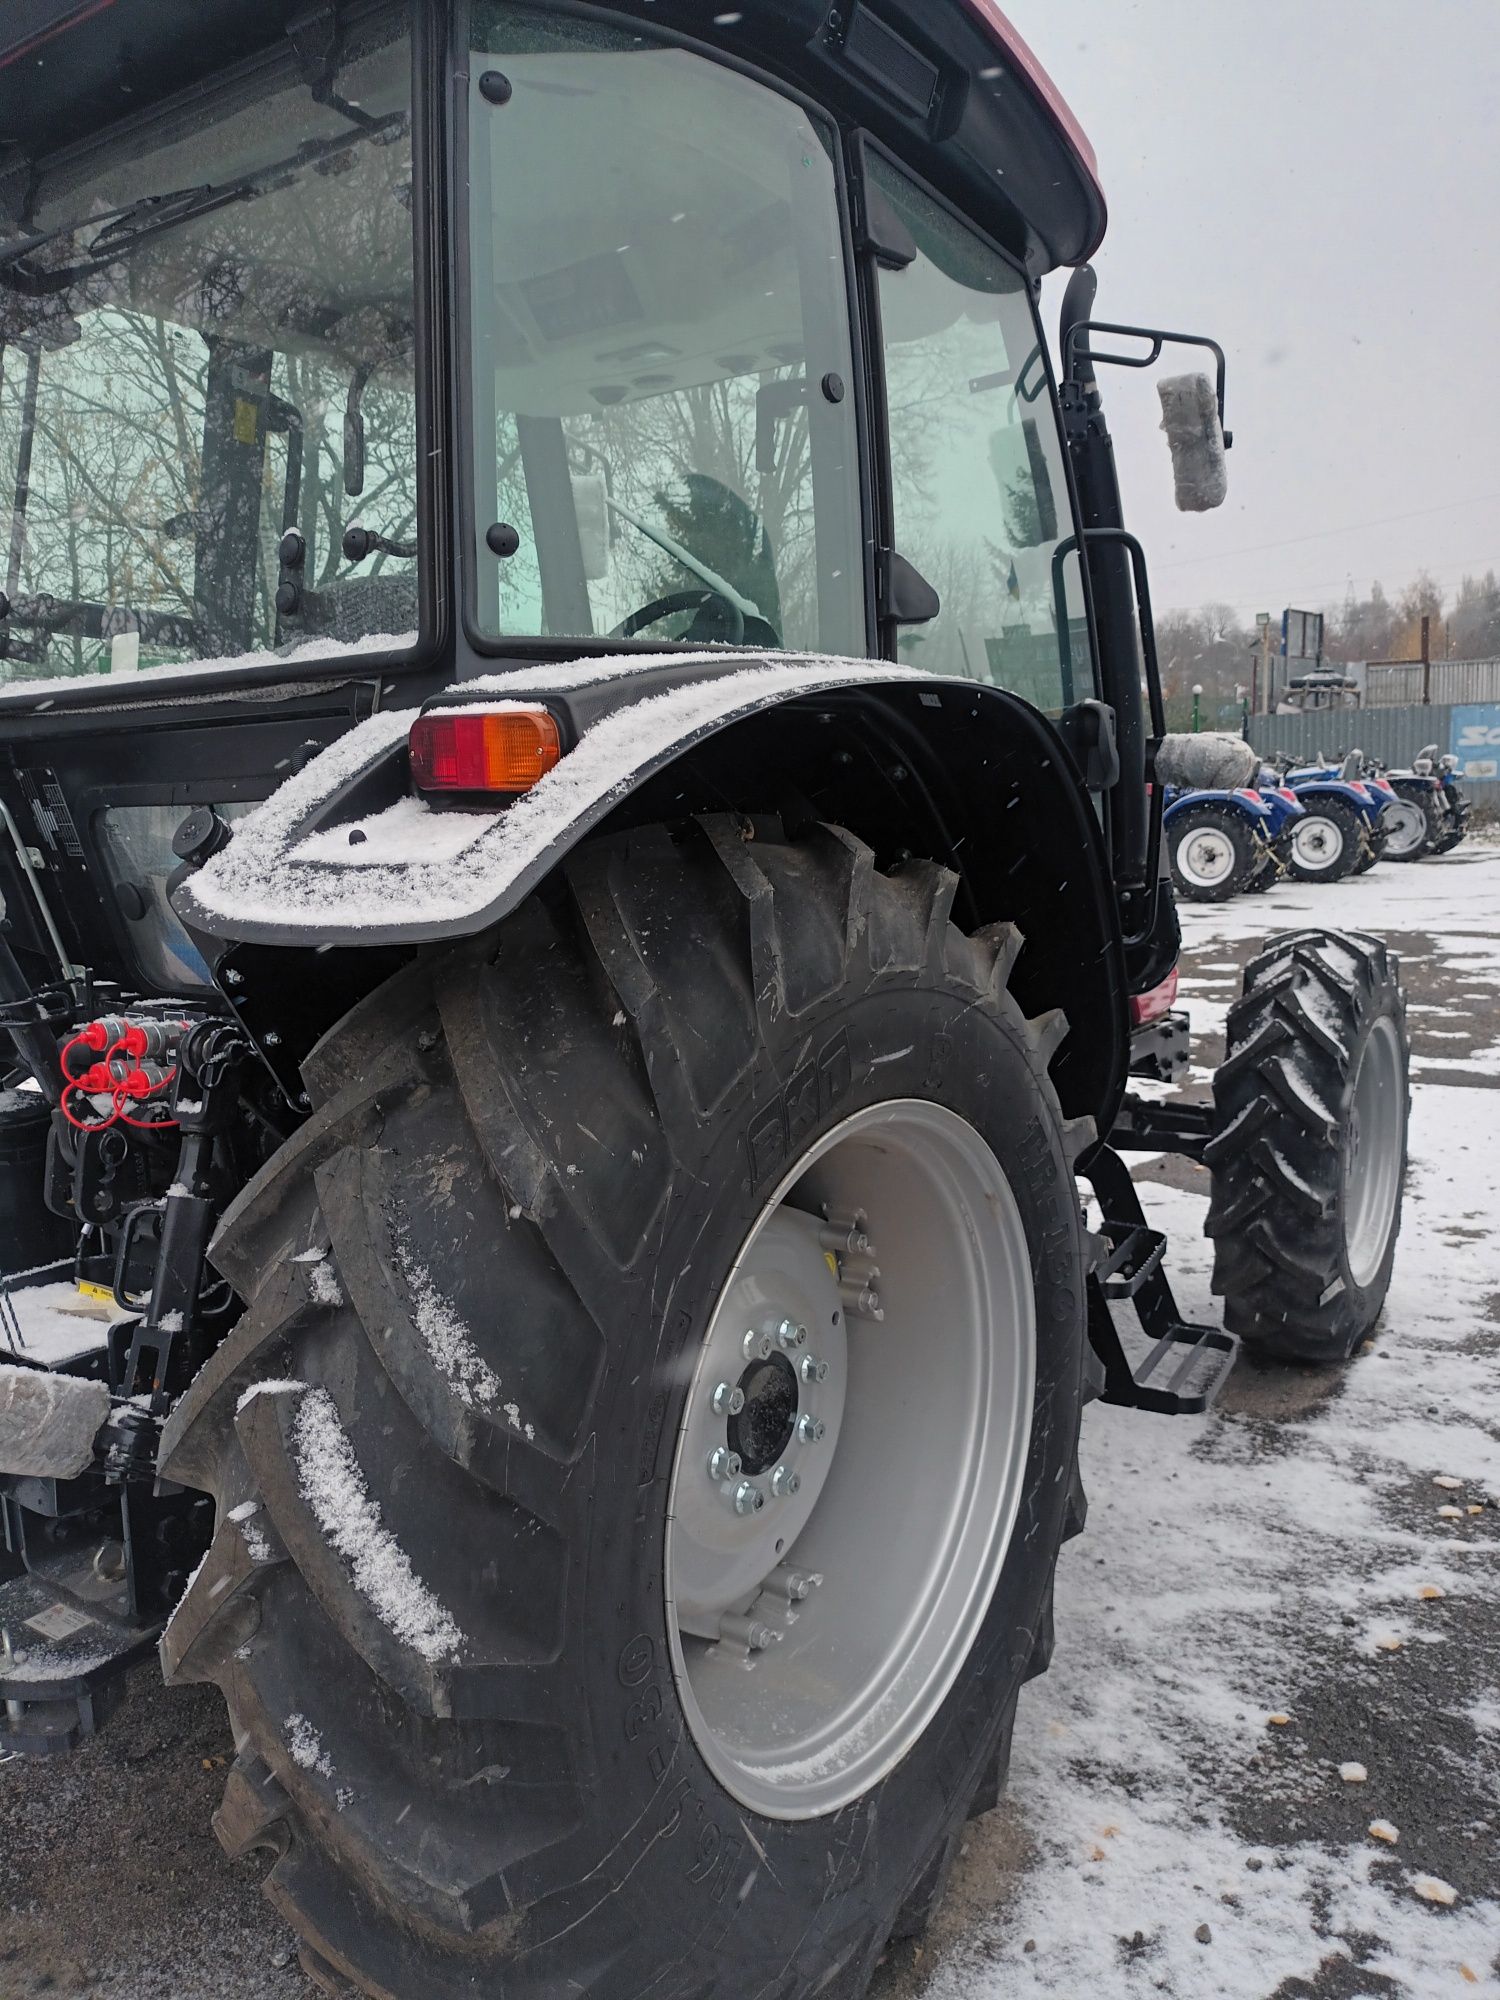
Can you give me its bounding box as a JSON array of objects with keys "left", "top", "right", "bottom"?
[
  {"left": 1, "top": 0, "right": 1230, "bottom": 1006},
  {"left": 0, "top": 18, "right": 1416, "bottom": 2000}
]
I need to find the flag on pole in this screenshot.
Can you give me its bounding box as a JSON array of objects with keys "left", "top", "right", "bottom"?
[{"left": 1006, "top": 560, "right": 1020, "bottom": 601}]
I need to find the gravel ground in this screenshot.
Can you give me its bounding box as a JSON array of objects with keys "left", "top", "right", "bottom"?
[{"left": 5, "top": 847, "right": 1498, "bottom": 2000}]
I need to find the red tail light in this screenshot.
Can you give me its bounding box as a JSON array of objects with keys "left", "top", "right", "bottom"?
[
  {"left": 1278, "top": 787, "right": 1299, "bottom": 804},
  {"left": 410, "top": 708, "right": 562, "bottom": 794},
  {"left": 1129, "top": 965, "right": 1179, "bottom": 1027}
]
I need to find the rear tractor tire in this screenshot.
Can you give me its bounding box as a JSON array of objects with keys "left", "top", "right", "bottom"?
[
  {"left": 1285, "top": 799, "right": 1366, "bottom": 883},
  {"left": 1205, "top": 929, "right": 1409, "bottom": 1363},
  {"left": 156, "top": 816, "right": 1094, "bottom": 2000},
  {"left": 1168, "top": 803, "right": 1260, "bottom": 904}
]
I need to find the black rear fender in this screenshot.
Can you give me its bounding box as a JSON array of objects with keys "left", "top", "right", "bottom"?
[{"left": 178, "top": 670, "right": 1127, "bottom": 1129}]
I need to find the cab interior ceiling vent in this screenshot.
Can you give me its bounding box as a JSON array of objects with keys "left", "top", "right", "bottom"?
[{"left": 838, "top": 5, "right": 942, "bottom": 123}]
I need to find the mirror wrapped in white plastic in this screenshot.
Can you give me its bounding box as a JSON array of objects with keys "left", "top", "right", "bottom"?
[{"left": 1157, "top": 370, "right": 1228, "bottom": 512}]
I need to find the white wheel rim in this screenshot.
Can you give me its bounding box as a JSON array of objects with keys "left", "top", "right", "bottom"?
[
  {"left": 1345, "top": 1015, "right": 1404, "bottom": 1289},
  {"left": 1382, "top": 800, "right": 1428, "bottom": 858},
  {"left": 665, "top": 1099, "right": 1035, "bottom": 1820},
  {"left": 1177, "top": 826, "right": 1237, "bottom": 889},
  {"left": 1291, "top": 816, "right": 1344, "bottom": 871}
]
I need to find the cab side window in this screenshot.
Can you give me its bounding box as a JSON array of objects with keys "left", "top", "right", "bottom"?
[{"left": 871, "top": 157, "right": 1089, "bottom": 712}]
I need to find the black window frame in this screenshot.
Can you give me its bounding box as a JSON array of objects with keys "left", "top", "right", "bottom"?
[
  {"left": 0, "top": 0, "right": 448, "bottom": 718},
  {"left": 847, "top": 129, "right": 1100, "bottom": 697},
  {"left": 452, "top": 0, "right": 879, "bottom": 665}
]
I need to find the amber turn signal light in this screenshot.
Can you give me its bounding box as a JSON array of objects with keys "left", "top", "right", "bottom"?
[{"left": 409, "top": 708, "right": 562, "bottom": 794}]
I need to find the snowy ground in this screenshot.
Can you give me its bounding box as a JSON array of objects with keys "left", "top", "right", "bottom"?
[
  {"left": 4, "top": 847, "right": 1498, "bottom": 1999},
  {"left": 874, "top": 843, "right": 1500, "bottom": 2000}
]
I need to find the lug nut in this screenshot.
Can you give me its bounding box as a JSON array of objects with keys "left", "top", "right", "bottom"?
[
  {"left": 776, "top": 1318, "right": 808, "bottom": 1350},
  {"left": 743, "top": 1328, "right": 774, "bottom": 1362},
  {"left": 708, "top": 1447, "right": 742, "bottom": 1483},
  {"left": 797, "top": 1414, "right": 826, "bottom": 1444},
  {"left": 771, "top": 1465, "right": 801, "bottom": 1499},
  {"left": 732, "top": 1480, "right": 765, "bottom": 1516},
  {"left": 711, "top": 1381, "right": 746, "bottom": 1417},
  {"left": 800, "top": 1354, "right": 830, "bottom": 1385}
]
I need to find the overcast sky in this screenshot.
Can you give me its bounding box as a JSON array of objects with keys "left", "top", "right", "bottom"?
[{"left": 1009, "top": 0, "right": 1500, "bottom": 625}]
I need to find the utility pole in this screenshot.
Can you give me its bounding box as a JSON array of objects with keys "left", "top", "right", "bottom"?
[
  {"left": 1254, "top": 612, "right": 1272, "bottom": 714},
  {"left": 1420, "top": 614, "right": 1431, "bottom": 706}
]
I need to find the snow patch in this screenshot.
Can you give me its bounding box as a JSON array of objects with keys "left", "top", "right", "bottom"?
[
  {"left": 186, "top": 653, "right": 927, "bottom": 934},
  {"left": 291, "top": 1387, "right": 461, "bottom": 1662},
  {"left": 307, "top": 1259, "right": 343, "bottom": 1309},
  {"left": 285, "top": 1712, "right": 333, "bottom": 1780},
  {"left": 0, "top": 1281, "right": 112, "bottom": 1367},
  {"left": 235, "top": 1378, "right": 308, "bottom": 1415},
  {"left": 392, "top": 1230, "right": 501, "bottom": 1411},
  {"left": 0, "top": 629, "right": 416, "bottom": 705}
]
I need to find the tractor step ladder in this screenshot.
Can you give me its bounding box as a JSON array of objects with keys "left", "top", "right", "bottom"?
[{"left": 1083, "top": 1145, "right": 1239, "bottom": 1416}]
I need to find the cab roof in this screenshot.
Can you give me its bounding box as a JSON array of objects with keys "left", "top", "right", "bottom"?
[{"left": 0, "top": 0, "right": 1105, "bottom": 275}]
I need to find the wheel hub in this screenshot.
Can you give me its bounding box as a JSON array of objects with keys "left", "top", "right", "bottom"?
[
  {"left": 667, "top": 1207, "right": 848, "bottom": 1642},
  {"left": 664, "top": 1100, "right": 1036, "bottom": 1821},
  {"left": 1179, "top": 828, "right": 1234, "bottom": 888},
  {"left": 729, "top": 1354, "right": 800, "bottom": 1473},
  {"left": 1292, "top": 816, "right": 1340, "bottom": 868},
  {"left": 1382, "top": 799, "right": 1427, "bottom": 857}
]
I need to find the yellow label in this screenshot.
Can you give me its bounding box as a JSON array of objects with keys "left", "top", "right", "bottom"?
[
  {"left": 77, "top": 1280, "right": 115, "bottom": 1305},
  {"left": 233, "top": 396, "right": 258, "bottom": 446}
]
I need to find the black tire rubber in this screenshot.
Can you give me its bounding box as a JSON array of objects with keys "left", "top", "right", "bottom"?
[
  {"left": 1284, "top": 799, "right": 1364, "bottom": 883},
  {"left": 1204, "top": 928, "right": 1409, "bottom": 1363},
  {"left": 1167, "top": 803, "right": 1259, "bottom": 904},
  {"left": 1245, "top": 848, "right": 1277, "bottom": 895},
  {"left": 1350, "top": 819, "right": 1386, "bottom": 875},
  {"left": 156, "top": 816, "right": 1093, "bottom": 2000},
  {"left": 1432, "top": 818, "right": 1466, "bottom": 855}
]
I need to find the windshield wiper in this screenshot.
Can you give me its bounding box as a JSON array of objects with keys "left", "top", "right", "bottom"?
[
  {"left": 1, "top": 182, "right": 260, "bottom": 295},
  {"left": 0, "top": 115, "right": 404, "bottom": 296}
]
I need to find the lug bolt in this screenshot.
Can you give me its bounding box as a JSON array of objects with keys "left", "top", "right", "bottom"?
[
  {"left": 797, "top": 1414, "right": 826, "bottom": 1444},
  {"left": 743, "top": 1328, "right": 774, "bottom": 1362},
  {"left": 708, "top": 1447, "right": 742, "bottom": 1483},
  {"left": 771, "top": 1466, "right": 801, "bottom": 1499},
  {"left": 776, "top": 1318, "right": 808, "bottom": 1350},
  {"left": 712, "top": 1381, "right": 746, "bottom": 1417},
  {"left": 732, "top": 1480, "right": 765, "bottom": 1516},
  {"left": 800, "top": 1355, "right": 830, "bottom": 1385}
]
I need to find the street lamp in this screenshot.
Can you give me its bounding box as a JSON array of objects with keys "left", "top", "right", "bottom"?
[{"left": 1192, "top": 683, "right": 1203, "bottom": 733}]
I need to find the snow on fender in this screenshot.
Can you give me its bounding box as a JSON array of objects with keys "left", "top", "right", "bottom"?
[{"left": 174, "top": 651, "right": 931, "bottom": 947}]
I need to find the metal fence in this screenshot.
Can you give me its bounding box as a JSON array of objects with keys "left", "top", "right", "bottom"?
[
  {"left": 1365, "top": 658, "right": 1500, "bottom": 707},
  {"left": 1246, "top": 703, "right": 1500, "bottom": 810}
]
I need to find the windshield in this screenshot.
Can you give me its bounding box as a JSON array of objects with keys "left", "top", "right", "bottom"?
[
  {"left": 467, "top": 7, "right": 865, "bottom": 656},
  {"left": 0, "top": 11, "right": 417, "bottom": 689}
]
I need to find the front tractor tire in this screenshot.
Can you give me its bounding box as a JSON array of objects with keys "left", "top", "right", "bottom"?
[
  {"left": 1205, "top": 929, "right": 1409, "bottom": 1363},
  {"left": 1380, "top": 794, "right": 1434, "bottom": 863},
  {"left": 1168, "top": 802, "right": 1260, "bottom": 903},
  {"left": 156, "top": 817, "right": 1092, "bottom": 2000},
  {"left": 1285, "top": 799, "right": 1365, "bottom": 882}
]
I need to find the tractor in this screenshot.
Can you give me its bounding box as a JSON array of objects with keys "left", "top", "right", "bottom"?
[{"left": 0, "top": 5, "right": 1410, "bottom": 1996}]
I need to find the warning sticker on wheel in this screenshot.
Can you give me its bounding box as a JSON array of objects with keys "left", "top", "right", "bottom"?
[{"left": 23, "top": 1603, "right": 96, "bottom": 1643}]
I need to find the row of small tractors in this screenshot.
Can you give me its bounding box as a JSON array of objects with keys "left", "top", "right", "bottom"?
[{"left": 1162, "top": 736, "right": 1470, "bottom": 903}]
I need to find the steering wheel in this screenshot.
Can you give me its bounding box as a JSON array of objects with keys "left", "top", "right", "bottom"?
[{"left": 610, "top": 588, "right": 746, "bottom": 646}]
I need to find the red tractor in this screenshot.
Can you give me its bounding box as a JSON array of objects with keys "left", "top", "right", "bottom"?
[{"left": 0, "top": 5, "right": 1407, "bottom": 1994}]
